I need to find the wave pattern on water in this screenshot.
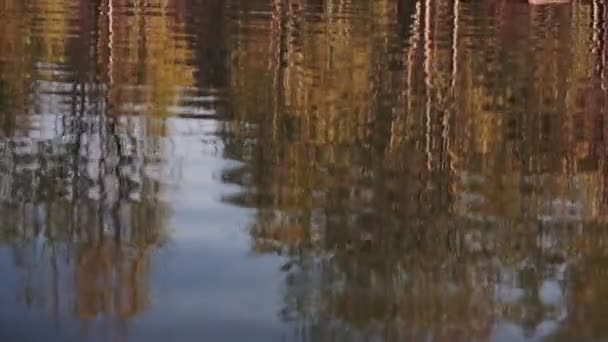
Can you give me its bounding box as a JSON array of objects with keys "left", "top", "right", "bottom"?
[{"left": 1, "top": 0, "right": 608, "bottom": 341}]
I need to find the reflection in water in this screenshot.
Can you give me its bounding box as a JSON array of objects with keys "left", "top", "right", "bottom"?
[
  {"left": 223, "top": 1, "right": 608, "bottom": 341},
  {"left": 0, "top": 0, "right": 192, "bottom": 338},
  {"left": 2, "top": 0, "right": 608, "bottom": 341}
]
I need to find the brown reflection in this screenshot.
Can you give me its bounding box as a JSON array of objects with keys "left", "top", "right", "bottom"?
[
  {"left": 222, "top": 0, "right": 608, "bottom": 340},
  {"left": 0, "top": 0, "right": 202, "bottom": 337},
  {"left": 5, "top": 0, "right": 608, "bottom": 340}
]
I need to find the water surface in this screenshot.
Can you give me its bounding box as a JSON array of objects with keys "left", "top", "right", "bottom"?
[{"left": 1, "top": 0, "right": 607, "bottom": 341}]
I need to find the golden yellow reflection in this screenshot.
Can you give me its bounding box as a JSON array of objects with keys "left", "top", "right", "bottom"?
[
  {"left": 3, "top": 0, "right": 608, "bottom": 340},
  {"left": 224, "top": 0, "right": 608, "bottom": 340},
  {"left": 0, "top": 0, "right": 188, "bottom": 331}
]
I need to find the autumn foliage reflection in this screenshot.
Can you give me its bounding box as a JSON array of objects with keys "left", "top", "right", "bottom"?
[
  {"left": 3, "top": 0, "right": 608, "bottom": 340},
  {"left": 0, "top": 0, "right": 201, "bottom": 332},
  {"left": 222, "top": 0, "right": 608, "bottom": 340}
]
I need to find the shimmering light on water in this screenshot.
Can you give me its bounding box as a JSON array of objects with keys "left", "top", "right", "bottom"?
[{"left": 0, "top": 0, "right": 607, "bottom": 341}]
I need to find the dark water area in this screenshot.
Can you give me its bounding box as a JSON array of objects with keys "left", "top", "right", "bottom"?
[{"left": 1, "top": 0, "right": 608, "bottom": 341}]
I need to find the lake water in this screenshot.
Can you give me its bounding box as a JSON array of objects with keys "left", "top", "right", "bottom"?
[{"left": 0, "top": 0, "right": 607, "bottom": 341}]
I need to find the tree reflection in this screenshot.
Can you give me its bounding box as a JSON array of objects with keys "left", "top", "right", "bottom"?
[
  {"left": 223, "top": 0, "right": 608, "bottom": 340},
  {"left": 0, "top": 0, "right": 198, "bottom": 334},
  {"left": 3, "top": 0, "right": 608, "bottom": 340}
]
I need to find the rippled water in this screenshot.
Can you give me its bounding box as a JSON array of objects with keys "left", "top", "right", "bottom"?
[{"left": 1, "top": 0, "right": 608, "bottom": 341}]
